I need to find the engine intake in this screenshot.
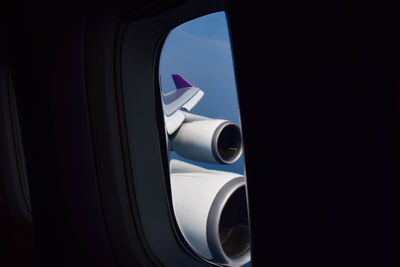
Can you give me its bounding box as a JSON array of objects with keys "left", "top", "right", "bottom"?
[
  {"left": 170, "top": 113, "right": 243, "bottom": 164},
  {"left": 169, "top": 160, "right": 250, "bottom": 266}
]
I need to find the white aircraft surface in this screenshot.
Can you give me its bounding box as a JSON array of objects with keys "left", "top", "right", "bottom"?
[
  {"left": 162, "top": 74, "right": 243, "bottom": 165},
  {"left": 160, "top": 74, "right": 250, "bottom": 266}
]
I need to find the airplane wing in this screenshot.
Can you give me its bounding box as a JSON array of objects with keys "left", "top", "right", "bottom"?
[{"left": 162, "top": 74, "right": 204, "bottom": 134}]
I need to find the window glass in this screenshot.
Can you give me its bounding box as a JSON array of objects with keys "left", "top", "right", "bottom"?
[{"left": 159, "top": 12, "right": 251, "bottom": 267}]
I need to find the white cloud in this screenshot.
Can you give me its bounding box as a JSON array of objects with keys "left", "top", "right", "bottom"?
[{"left": 174, "top": 28, "right": 230, "bottom": 49}]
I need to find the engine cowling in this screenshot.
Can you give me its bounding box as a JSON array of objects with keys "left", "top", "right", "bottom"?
[
  {"left": 170, "top": 113, "right": 243, "bottom": 164},
  {"left": 169, "top": 160, "right": 251, "bottom": 266}
]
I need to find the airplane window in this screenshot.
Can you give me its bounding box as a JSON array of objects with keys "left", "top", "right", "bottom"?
[{"left": 158, "top": 12, "right": 251, "bottom": 267}]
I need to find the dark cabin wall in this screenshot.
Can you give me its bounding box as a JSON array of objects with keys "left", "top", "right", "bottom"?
[{"left": 225, "top": 4, "right": 400, "bottom": 267}]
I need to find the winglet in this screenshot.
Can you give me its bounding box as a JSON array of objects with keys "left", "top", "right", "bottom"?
[{"left": 172, "top": 74, "right": 193, "bottom": 89}]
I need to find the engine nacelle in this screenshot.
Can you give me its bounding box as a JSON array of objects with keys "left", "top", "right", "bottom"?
[
  {"left": 170, "top": 113, "right": 243, "bottom": 164},
  {"left": 169, "top": 160, "right": 250, "bottom": 266}
]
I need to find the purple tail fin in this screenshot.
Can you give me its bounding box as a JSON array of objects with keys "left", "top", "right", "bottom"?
[{"left": 172, "top": 74, "right": 193, "bottom": 89}]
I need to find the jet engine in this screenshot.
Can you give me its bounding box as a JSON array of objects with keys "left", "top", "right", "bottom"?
[
  {"left": 169, "top": 160, "right": 250, "bottom": 266},
  {"left": 170, "top": 112, "right": 243, "bottom": 164}
]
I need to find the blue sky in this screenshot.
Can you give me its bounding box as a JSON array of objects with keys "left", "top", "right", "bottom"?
[{"left": 159, "top": 11, "right": 244, "bottom": 174}]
